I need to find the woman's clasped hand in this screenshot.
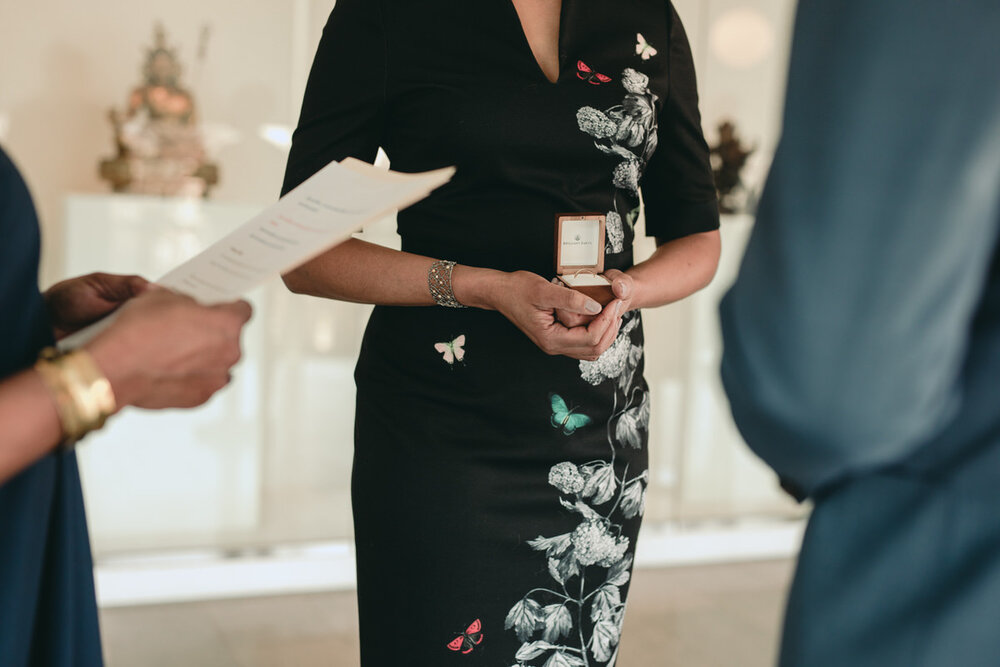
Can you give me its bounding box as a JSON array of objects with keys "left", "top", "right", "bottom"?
[{"left": 489, "top": 270, "right": 632, "bottom": 362}]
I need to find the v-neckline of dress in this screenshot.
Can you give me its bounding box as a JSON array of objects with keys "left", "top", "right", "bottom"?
[{"left": 505, "top": 0, "right": 567, "bottom": 86}]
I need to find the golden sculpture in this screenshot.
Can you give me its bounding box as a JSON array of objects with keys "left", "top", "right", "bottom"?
[{"left": 100, "top": 24, "right": 218, "bottom": 197}]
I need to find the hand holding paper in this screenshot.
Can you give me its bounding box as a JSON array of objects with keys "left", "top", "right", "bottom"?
[{"left": 60, "top": 158, "right": 455, "bottom": 349}]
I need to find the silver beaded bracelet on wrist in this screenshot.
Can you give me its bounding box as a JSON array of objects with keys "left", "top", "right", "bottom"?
[{"left": 428, "top": 259, "right": 467, "bottom": 308}]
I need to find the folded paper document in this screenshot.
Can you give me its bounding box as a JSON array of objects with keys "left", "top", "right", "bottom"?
[{"left": 59, "top": 158, "right": 455, "bottom": 349}]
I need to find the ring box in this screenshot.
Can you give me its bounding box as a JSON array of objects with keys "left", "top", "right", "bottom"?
[{"left": 555, "top": 213, "right": 615, "bottom": 306}]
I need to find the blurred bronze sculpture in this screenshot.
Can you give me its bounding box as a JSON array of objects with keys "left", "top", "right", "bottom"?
[
  {"left": 709, "top": 119, "right": 756, "bottom": 214},
  {"left": 100, "top": 24, "right": 218, "bottom": 197}
]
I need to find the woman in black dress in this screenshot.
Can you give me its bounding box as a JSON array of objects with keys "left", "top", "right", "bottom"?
[{"left": 281, "top": 1, "right": 720, "bottom": 664}]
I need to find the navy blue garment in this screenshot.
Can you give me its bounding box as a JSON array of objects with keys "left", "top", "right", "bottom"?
[
  {"left": 0, "top": 147, "right": 103, "bottom": 666},
  {"left": 720, "top": 1, "right": 1000, "bottom": 665}
]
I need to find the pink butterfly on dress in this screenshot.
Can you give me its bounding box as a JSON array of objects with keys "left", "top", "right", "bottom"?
[
  {"left": 434, "top": 335, "right": 466, "bottom": 365},
  {"left": 446, "top": 618, "right": 483, "bottom": 654},
  {"left": 576, "top": 60, "right": 612, "bottom": 85}
]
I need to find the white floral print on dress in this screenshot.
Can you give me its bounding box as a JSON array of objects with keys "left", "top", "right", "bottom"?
[
  {"left": 576, "top": 107, "right": 618, "bottom": 139},
  {"left": 507, "top": 315, "right": 650, "bottom": 666},
  {"left": 579, "top": 314, "right": 640, "bottom": 387},
  {"left": 576, "top": 67, "right": 660, "bottom": 259},
  {"left": 506, "top": 62, "right": 659, "bottom": 667},
  {"left": 605, "top": 211, "right": 625, "bottom": 254}
]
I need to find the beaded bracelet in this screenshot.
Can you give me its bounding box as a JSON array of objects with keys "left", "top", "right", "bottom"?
[{"left": 428, "top": 259, "right": 467, "bottom": 308}]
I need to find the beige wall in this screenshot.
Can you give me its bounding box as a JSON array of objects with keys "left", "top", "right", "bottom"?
[
  {"left": 678, "top": 0, "right": 796, "bottom": 193},
  {"left": 0, "top": 0, "right": 333, "bottom": 282}
]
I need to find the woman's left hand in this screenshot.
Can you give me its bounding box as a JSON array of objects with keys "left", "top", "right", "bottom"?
[
  {"left": 45, "top": 272, "right": 151, "bottom": 340},
  {"left": 555, "top": 269, "right": 637, "bottom": 328}
]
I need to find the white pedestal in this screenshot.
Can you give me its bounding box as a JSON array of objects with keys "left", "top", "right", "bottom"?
[{"left": 63, "top": 194, "right": 267, "bottom": 555}]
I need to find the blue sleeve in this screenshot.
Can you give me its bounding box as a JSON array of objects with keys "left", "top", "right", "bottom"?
[{"left": 719, "top": 0, "right": 1000, "bottom": 498}]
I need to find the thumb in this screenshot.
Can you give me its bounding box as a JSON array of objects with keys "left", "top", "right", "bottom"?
[
  {"left": 541, "top": 282, "right": 602, "bottom": 315},
  {"left": 212, "top": 299, "right": 254, "bottom": 324},
  {"left": 603, "top": 269, "right": 632, "bottom": 300},
  {"left": 125, "top": 275, "right": 152, "bottom": 298}
]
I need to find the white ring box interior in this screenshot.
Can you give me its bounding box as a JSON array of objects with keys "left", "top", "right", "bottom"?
[{"left": 555, "top": 213, "right": 615, "bottom": 305}]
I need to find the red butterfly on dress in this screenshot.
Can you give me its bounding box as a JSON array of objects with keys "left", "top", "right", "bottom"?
[
  {"left": 576, "top": 60, "right": 612, "bottom": 85},
  {"left": 446, "top": 618, "right": 484, "bottom": 654}
]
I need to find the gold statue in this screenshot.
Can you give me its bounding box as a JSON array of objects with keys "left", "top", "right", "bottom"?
[
  {"left": 100, "top": 24, "right": 218, "bottom": 197},
  {"left": 128, "top": 26, "right": 197, "bottom": 124}
]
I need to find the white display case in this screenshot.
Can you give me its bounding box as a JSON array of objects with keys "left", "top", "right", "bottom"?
[{"left": 64, "top": 194, "right": 268, "bottom": 554}]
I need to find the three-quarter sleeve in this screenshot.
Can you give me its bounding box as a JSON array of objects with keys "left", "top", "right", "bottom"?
[
  {"left": 281, "top": 0, "right": 386, "bottom": 195},
  {"left": 640, "top": 3, "right": 719, "bottom": 242}
]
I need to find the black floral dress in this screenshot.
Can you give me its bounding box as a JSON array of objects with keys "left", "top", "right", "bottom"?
[{"left": 282, "top": 2, "right": 718, "bottom": 665}]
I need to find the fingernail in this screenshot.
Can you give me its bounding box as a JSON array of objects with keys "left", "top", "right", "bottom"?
[
  {"left": 585, "top": 300, "right": 601, "bottom": 314},
  {"left": 615, "top": 301, "right": 624, "bottom": 316},
  {"left": 618, "top": 282, "right": 630, "bottom": 297}
]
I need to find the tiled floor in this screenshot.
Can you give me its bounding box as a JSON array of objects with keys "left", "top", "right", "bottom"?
[{"left": 100, "top": 559, "right": 794, "bottom": 667}]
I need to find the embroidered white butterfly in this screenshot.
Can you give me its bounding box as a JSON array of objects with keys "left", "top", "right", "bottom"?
[
  {"left": 636, "top": 33, "right": 658, "bottom": 60},
  {"left": 434, "top": 334, "right": 466, "bottom": 366}
]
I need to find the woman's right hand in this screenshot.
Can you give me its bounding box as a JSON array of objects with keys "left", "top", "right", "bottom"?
[
  {"left": 490, "top": 271, "right": 623, "bottom": 361},
  {"left": 84, "top": 289, "right": 253, "bottom": 410}
]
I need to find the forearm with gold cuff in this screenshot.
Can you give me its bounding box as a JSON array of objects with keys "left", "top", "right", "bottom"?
[{"left": 34, "top": 347, "right": 116, "bottom": 449}]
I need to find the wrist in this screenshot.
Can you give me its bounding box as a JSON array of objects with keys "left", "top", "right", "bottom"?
[
  {"left": 621, "top": 269, "right": 645, "bottom": 311},
  {"left": 451, "top": 265, "right": 505, "bottom": 310},
  {"left": 34, "top": 347, "right": 117, "bottom": 446},
  {"left": 42, "top": 289, "right": 66, "bottom": 336},
  {"left": 84, "top": 334, "right": 141, "bottom": 410}
]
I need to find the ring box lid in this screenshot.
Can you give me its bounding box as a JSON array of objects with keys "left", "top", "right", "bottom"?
[
  {"left": 555, "top": 213, "right": 606, "bottom": 275},
  {"left": 555, "top": 213, "right": 613, "bottom": 305}
]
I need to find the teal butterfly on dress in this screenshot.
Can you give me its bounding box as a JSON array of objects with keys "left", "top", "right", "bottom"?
[{"left": 550, "top": 393, "right": 592, "bottom": 435}]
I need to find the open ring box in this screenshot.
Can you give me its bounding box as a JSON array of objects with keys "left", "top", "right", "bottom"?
[{"left": 555, "top": 213, "right": 615, "bottom": 306}]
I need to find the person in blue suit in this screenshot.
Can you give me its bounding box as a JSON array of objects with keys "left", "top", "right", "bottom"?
[
  {"left": 719, "top": 1, "right": 1000, "bottom": 665},
  {"left": 0, "top": 145, "right": 252, "bottom": 666}
]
